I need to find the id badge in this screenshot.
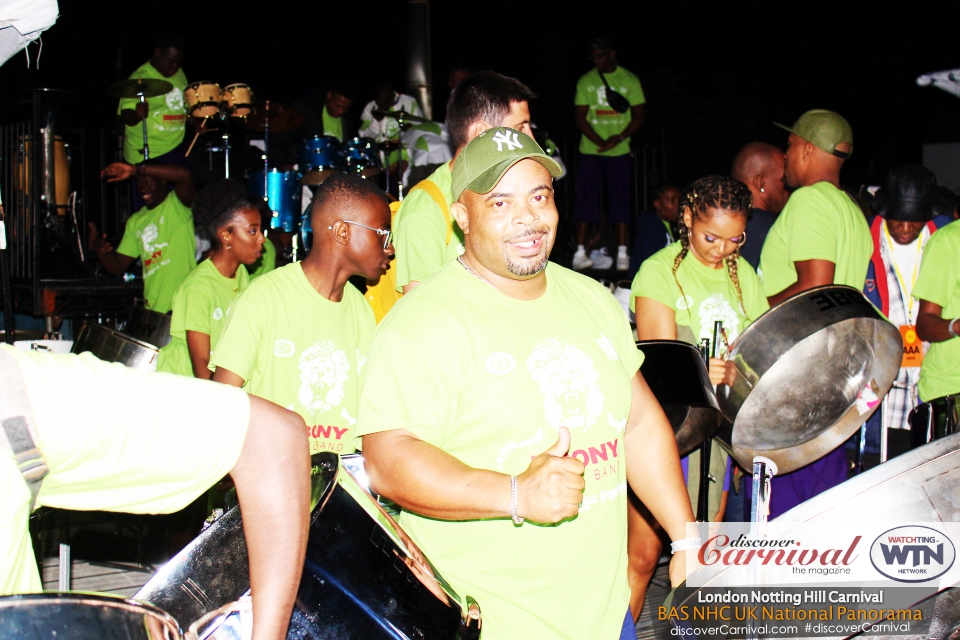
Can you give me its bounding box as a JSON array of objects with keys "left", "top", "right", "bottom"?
[{"left": 900, "top": 325, "right": 923, "bottom": 367}]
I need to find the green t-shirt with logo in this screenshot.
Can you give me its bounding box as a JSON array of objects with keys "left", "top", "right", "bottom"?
[
  {"left": 156, "top": 259, "right": 250, "bottom": 377},
  {"left": 574, "top": 66, "right": 645, "bottom": 156},
  {"left": 393, "top": 162, "right": 464, "bottom": 290},
  {"left": 117, "top": 61, "right": 188, "bottom": 164},
  {"left": 631, "top": 241, "right": 769, "bottom": 352},
  {"left": 758, "top": 182, "right": 871, "bottom": 297},
  {"left": 248, "top": 235, "right": 276, "bottom": 280},
  {"left": 913, "top": 220, "right": 960, "bottom": 400},
  {"left": 210, "top": 262, "right": 375, "bottom": 454},
  {"left": 356, "top": 262, "right": 642, "bottom": 640},
  {"left": 116, "top": 192, "right": 197, "bottom": 313},
  {"left": 322, "top": 106, "right": 343, "bottom": 142}
]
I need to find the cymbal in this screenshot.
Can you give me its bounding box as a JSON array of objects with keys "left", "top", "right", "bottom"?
[
  {"left": 372, "top": 109, "right": 430, "bottom": 125},
  {"left": 238, "top": 101, "right": 304, "bottom": 134},
  {"left": 108, "top": 78, "right": 174, "bottom": 99}
]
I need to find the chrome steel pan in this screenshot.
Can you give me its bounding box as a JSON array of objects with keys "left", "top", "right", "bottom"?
[
  {"left": 716, "top": 286, "right": 901, "bottom": 473},
  {"left": 0, "top": 593, "right": 181, "bottom": 639},
  {"left": 124, "top": 308, "right": 172, "bottom": 348},
  {"left": 72, "top": 322, "right": 160, "bottom": 371}
]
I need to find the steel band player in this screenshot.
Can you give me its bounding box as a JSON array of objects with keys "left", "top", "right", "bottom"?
[{"left": 357, "top": 127, "right": 695, "bottom": 640}]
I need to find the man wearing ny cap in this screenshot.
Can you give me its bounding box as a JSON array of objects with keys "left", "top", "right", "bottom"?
[
  {"left": 357, "top": 127, "right": 694, "bottom": 640},
  {"left": 759, "top": 109, "right": 871, "bottom": 306},
  {"left": 748, "top": 110, "right": 871, "bottom": 518}
]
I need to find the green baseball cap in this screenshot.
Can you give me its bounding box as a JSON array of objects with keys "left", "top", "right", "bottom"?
[
  {"left": 452, "top": 127, "right": 563, "bottom": 201},
  {"left": 775, "top": 109, "right": 853, "bottom": 159}
]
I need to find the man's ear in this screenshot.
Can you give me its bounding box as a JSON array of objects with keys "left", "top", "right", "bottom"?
[
  {"left": 752, "top": 174, "right": 765, "bottom": 193},
  {"left": 466, "top": 121, "right": 490, "bottom": 144},
  {"left": 329, "top": 219, "right": 350, "bottom": 245},
  {"left": 802, "top": 141, "right": 816, "bottom": 160},
  {"left": 451, "top": 201, "right": 469, "bottom": 235}
]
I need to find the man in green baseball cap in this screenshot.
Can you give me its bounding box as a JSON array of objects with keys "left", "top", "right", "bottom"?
[
  {"left": 756, "top": 108, "right": 871, "bottom": 518},
  {"left": 357, "top": 126, "right": 695, "bottom": 639}
]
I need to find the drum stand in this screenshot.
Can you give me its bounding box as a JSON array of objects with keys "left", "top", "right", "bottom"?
[{"left": 137, "top": 91, "right": 150, "bottom": 161}]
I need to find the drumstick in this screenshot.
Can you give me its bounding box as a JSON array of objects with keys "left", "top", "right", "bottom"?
[{"left": 185, "top": 130, "right": 202, "bottom": 157}]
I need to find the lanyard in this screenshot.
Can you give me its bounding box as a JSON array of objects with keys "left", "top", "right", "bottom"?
[{"left": 882, "top": 222, "right": 924, "bottom": 325}]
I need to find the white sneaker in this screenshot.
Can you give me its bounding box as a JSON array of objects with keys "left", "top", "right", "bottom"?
[
  {"left": 589, "top": 248, "right": 614, "bottom": 270},
  {"left": 616, "top": 253, "right": 630, "bottom": 271},
  {"left": 572, "top": 249, "right": 593, "bottom": 270}
]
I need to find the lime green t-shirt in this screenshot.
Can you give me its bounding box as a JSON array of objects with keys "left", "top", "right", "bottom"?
[
  {"left": 356, "top": 262, "right": 643, "bottom": 640},
  {"left": 117, "top": 61, "right": 188, "bottom": 164},
  {"left": 574, "top": 66, "right": 645, "bottom": 156},
  {"left": 248, "top": 235, "right": 277, "bottom": 280},
  {"left": 631, "top": 241, "right": 769, "bottom": 353},
  {"left": 116, "top": 191, "right": 197, "bottom": 313},
  {"left": 393, "top": 162, "right": 464, "bottom": 290},
  {"left": 1, "top": 345, "right": 248, "bottom": 594},
  {"left": 913, "top": 220, "right": 960, "bottom": 400},
  {"left": 156, "top": 259, "right": 250, "bottom": 377},
  {"left": 210, "top": 262, "right": 375, "bottom": 454},
  {"left": 758, "top": 182, "right": 871, "bottom": 297},
  {"left": 322, "top": 106, "right": 343, "bottom": 142}
]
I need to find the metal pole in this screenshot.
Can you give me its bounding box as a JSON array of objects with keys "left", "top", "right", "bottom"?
[
  {"left": 0, "top": 183, "right": 14, "bottom": 343},
  {"left": 406, "top": 0, "right": 433, "bottom": 120},
  {"left": 138, "top": 93, "right": 150, "bottom": 160}
]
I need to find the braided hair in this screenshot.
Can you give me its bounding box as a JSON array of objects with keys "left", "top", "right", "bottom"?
[
  {"left": 192, "top": 179, "right": 259, "bottom": 250},
  {"left": 672, "top": 176, "right": 753, "bottom": 319}
]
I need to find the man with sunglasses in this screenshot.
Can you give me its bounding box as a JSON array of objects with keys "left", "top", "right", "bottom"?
[{"left": 211, "top": 174, "right": 393, "bottom": 455}]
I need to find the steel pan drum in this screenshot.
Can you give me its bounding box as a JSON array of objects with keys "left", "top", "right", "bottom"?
[
  {"left": 247, "top": 170, "right": 302, "bottom": 233},
  {"left": 72, "top": 322, "right": 160, "bottom": 371},
  {"left": 675, "top": 433, "right": 960, "bottom": 639},
  {"left": 136, "top": 452, "right": 479, "bottom": 639},
  {"left": 716, "top": 286, "right": 901, "bottom": 473},
  {"left": 0, "top": 593, "right": 181, "bottom": 639},
  {"left": 124, "top": 307, "right": 172, "bottom": 347},
  {"left": 909, "top": 394, "right": 960, "bottom": 449},
  {"left": 637, "top": 340, "right": 722, "bottom": 455}
]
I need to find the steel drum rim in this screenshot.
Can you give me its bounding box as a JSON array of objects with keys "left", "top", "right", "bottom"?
[{"left": 0, "top": 591, "right": 182, "bottom": 634}]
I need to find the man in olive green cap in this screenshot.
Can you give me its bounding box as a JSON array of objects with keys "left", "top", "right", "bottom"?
[
  {"left": 754, "top": 109, "right": 871, "bottom": 517},
  {"left": 357, "top": 127, "right": 694, "bottom": 639}
]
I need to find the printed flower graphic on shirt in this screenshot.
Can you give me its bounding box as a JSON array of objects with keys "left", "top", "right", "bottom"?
[
  {"left": 697, "top": 293, "right": 740, "bottom": 347},
  {"left": 298, "top": 340, "right": 350, "bottom": 412},
  {"left": 527, "top": 339, "right": 604, "bottom": 431},
  {"left": 139, "top": 223, "right": 167, "bottom": 254},
  {"left": 165, "top": 87, "right": 184, "bottom": 112}
]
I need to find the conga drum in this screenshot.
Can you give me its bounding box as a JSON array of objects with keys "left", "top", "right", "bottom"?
[{"left": 716, "top": 286, "right": 902, "bottom": 473}]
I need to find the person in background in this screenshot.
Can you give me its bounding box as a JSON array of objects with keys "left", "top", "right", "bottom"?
[
  {"left": 627, "top": 183, "right": 679, "bottom": 279},
  {"left": 572, "top": 36, "right": 646, "bottom": 272},
  {"left": 89, "top": 161, "right": 196, "bottom": 313},
  {"left": 754, "top": 109, "right": 870, "bottom": 518},
  {"left": 359, "top": 81, "right": 424, "bottom": 184},
  {"left": 630, "top": 176, "right": 767, "bottom": 620},
  {"left": 394, "top": 71, "right": 535, "bottom": 294},
  {"left": 730, "top": 141, "right": 790, "bottom": 269},
  {"left": 158, "top": 180, "right": 264, "bottom": 379},
  {"left": 118, "top": 32, "right": 188, "bottom": 166},
  {"left": 211, "top": 174, "right": 392, "bottom": 456}
]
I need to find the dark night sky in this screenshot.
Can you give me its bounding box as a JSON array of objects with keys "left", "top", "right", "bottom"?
[{"left": 3, "top": 0, "right": 959, "bottom": 192}]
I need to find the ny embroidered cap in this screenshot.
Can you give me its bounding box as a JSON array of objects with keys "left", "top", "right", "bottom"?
[
  {"left": 774, "top": 109, "right": 854, "bottom": 159},
  {"left": 452, "top": 127, "right": 563, "bottom": 201}
]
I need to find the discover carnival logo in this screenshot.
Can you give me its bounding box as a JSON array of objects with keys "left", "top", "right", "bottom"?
[{"left": 869, "top": 525, "right": 956, "bottom": 583}]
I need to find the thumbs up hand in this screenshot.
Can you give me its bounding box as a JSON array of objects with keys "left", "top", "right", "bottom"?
[{"left": 515, "top": 427, "right": 585, "bottom": 524}]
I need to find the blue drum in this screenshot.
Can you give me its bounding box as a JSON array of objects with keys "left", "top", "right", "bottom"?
[
  {"left": 247, "top": 170, "right": 302, "bottom": 233},
  {"left": 299, "top": 135, "right": 343, "bottom": 186},
  {"left": 343, "top": 136, "right": 382, "bottom": 178}
]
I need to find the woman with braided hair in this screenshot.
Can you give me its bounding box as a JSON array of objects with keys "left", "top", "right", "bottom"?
[
  {"left": 623, "top": 175, "right": 768, "bottom": 621},
  {"left": 157, "top": 179, "right": 265, "bottom": 379}
]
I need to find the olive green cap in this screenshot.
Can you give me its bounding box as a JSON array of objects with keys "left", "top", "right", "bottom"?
[
  {"left": 452, "top": 127, "right": 563, "bottom": 201},
  {"left": 775, "top": 109, "right": 853, "bottom": 159}
]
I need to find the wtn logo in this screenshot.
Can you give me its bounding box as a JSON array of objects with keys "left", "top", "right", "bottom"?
[
  {"left": 870, "top": 526, "right": 956, "bottom": 583},
  {"left": 880, "top": 543, "right": 944, "bottom": 566}
]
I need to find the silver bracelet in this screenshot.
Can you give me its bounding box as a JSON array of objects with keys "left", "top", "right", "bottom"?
[
  {"left": 510, "top": 475, "right": 524, "bottom": 526},
  {"left": 950, "top": 318, "right": 960, "bottom": 339},
  {"left": 670, "top": 537, "right": 701, "bottom": 554}
]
